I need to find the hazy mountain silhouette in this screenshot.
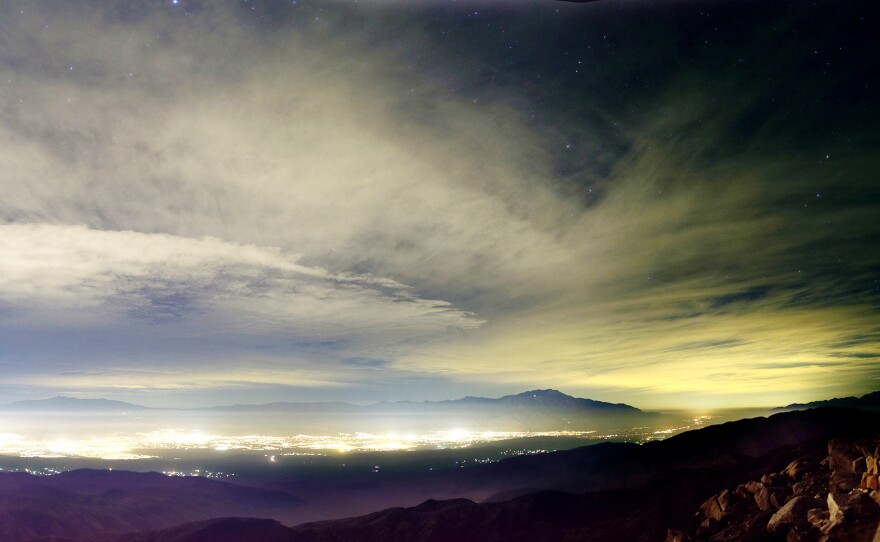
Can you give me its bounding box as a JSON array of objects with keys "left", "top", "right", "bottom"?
[
  {"left": 0, "top": 390, "right": 638, "bottom": 414},
  {"left": 204, "top": 389, "right": 642, "bottom": 414},
  {"left": 0, "top": 396, "right": 148, "bottom": 412},
  {"left": 775, "top": 390, "right": 880, "bottom": 412}
]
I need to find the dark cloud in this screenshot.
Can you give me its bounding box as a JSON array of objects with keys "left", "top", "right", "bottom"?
[
  {"left": 340, "top": 357, "right": 389, "bottom": 369},
  {"left": 710, "top": 287, "right": 774, "bottom": 310},
  {"left": 664, "top": 339, "right": 747, "bottom": 353}
]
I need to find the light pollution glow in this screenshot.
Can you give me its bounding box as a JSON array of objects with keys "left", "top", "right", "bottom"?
[{"left": 0, "top": 416, "right": 714, "bottom": 461}]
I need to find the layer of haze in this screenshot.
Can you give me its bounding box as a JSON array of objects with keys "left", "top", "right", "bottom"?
[{"left": 0, "top": 0, "right": 878, "bottom": 408}]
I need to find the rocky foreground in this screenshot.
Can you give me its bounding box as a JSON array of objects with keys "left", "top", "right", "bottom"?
[{"left": 669, "top": 438, "right": 880, "bottom": 541}]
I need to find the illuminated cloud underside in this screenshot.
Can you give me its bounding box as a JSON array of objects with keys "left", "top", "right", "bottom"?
[{"left": 0, "top": 1, "right": 877, "bottom": 408}]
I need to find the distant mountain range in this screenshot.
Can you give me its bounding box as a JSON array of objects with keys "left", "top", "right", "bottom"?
[
  {"left": 204, "top": 389, "right": 642, "bottom": 414},
  {"left": 774, "top": 390, "right": 880, "bottom": 412},
  {"left": 0, "top": 396, "right": 148, "bottom": 412},
  {"left": 0, "top": 389, "right": 640, "bottom": 414}
]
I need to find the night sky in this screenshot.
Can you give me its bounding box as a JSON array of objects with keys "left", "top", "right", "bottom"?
[{"left": 0, "top": 0, "right": 878, "bottom": 409}]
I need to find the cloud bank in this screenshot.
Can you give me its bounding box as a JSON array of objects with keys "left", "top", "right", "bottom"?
[{"left": 0, "top": 0, "right": 877, "bottom": 407}]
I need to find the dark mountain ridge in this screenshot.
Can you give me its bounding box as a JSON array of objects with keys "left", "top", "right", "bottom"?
[
  {"left": 440, "top": 389, "right": 642, "bottom": 412},
  {"left": 0, "top": 469, "right": 302, "bottom": 542},
  {"left": 0, "top": 389, "right": 639, "bottom": 414},
  {"left": 775, "top": 390, "right": 880, "bottom": 412},
  {"left": 206, "top": 389, "right": 643, "bottom": 414}
]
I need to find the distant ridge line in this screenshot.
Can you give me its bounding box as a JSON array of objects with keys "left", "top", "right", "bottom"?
[
  {"left": 0, "top": 389, "right": 638, "bottom": 413},
  {"left": 774, "top": 390, "right": 880, "bottom": 411}
]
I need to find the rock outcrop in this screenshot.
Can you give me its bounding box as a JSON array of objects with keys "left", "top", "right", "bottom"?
[{"left": 669, "top": 438, "right": 880, "bottom": 542}]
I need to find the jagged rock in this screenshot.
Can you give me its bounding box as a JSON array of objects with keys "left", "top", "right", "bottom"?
[
  {"left": 784, "top": 460, "right": 813, "bottom": 481},
  {"left": 767, "top": 495, "right": 820, "bottom": 534},
  {"left": 827, "top": 492, "right": 843, "bottom": 523},
  {"left": 755, "top": 485, "right": 792, "bottom": 511},
  {"left": 828, "top": 440, "right": 863, "bottom": 472},
  {"left": 718, "top": 489, "right": 739, "bottom": 512},
  {"left": 763, "top": 472, "right": 789, "bottom": 486},
  {"left": 738, "top": 480, "right": 763, "bottom": 498},
  {"left": 828, "top": 439, "right": 864, "bottom": 493},
  {"left": 673, "top": 437, "right": 880, "bottom": 542},
  {"left": 735, "top": 480, "right": 764, "bottom": 506},
  {"left": 807, "top": 507, "right": 832, "bottom": 534},
  {"left": 700, "top": 492, "right": 725, "bottom": 522},
  {"left": 823, "top": 491, "right": 880, "bottom": 541}
]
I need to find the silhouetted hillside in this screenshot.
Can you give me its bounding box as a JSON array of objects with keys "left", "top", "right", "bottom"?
[{"left": 0, "top": 470, "right": 302, "bottom": 541}]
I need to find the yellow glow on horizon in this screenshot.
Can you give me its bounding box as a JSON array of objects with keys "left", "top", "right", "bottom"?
[{"left": 403, "top": 301, "right": 878, "bottom": 409}]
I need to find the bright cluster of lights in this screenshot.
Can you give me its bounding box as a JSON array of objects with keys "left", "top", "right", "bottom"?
[
  {"left": 0, "top": 415, "right": 717, "bottom": 460},
  {"left": 163, "top": 468, "right": 232, "bottom": 479},
  {"left": 0, "top": 428, "right": 600, "bottom": 460}
]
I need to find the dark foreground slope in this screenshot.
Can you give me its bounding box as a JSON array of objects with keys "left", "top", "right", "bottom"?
[
  {"left": 39, "top": 407, "right": 880, "bottom": 542},
  {"left": 0, "top": 470, "right": 302, "bottom": 542}
]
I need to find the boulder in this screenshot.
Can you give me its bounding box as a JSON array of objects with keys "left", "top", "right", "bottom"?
[
  {"left": 717, "top": 489, "right": 738, "bottom": 512},
  {"left": 807, "top": 507, "right": 831, "bottom": 533},
  {"left": 755, "top": 486, "right": 792, "bottom": 511},
  {"left": 699, "top": 493, "right": 724, "bottom": 523},
  {"left": 828, "top": 439, "right": 864, "bottom": 493},
  {"left": 829, "top": 440, "right": 879, "bottom": 493},
  {"left": 828, "top": 439, "right": 863, "bottom": 473},
  {"left": 698, "top": 489, "right": 743, "bottom": 529},
  {"left": 767, "top": 496, "right": 820, "bottom": 534},
  {"left": 827, "top": 492, "right": 843, "bottom": 524},
  {"left": 736, "top": 484, "right": 754, "bottom": 499},
  {"left": 783, "top": 460, "right": 813, "bottom": 481},
  {"left": 737, "top": 480, "right": 763, "bottom": 501},
  {"left": 823, "top": 491, "right": 880, "bottom": 541},
  {"left": 763, "top": 472, "right": 788, "bottom": 486}
]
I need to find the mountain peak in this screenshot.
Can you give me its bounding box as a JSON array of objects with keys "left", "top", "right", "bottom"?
[
  {"left": 492, "top": 389, "right": 642, "bottom": 413},
  {"left": 516, "top": 389, "right": 572, "bottom": 399}
]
